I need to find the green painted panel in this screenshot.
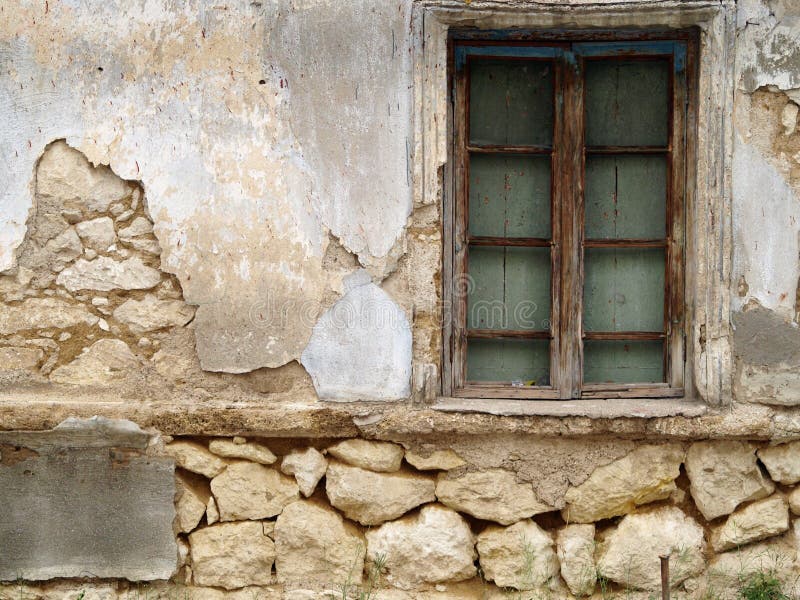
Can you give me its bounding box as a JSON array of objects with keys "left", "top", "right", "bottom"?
[
  {"left": 583, "top": 248, "right": 664, "bottom": 332},
  {"left": 469, "top": 154, "right": 551, "bottom": 238},
  {"left": 469, "top": 59, "right": 554, "bottom": 146},
  {"left": 467, "top": 339, "right": 550, "bottom": 385},
  {"left": 583, "top": 340, "right": 664, "bottom": 383},
  {"left": 585, "top": 59, "right": 669, "bottom": 147},
  {"left": 585, "top": 155, "right": 667, "bottom": 239},
  {"left": 467, "top": 246, "right": 550, "bottom": 331}
]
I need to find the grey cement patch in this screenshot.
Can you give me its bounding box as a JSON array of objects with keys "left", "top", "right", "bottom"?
[
  {"left": 733, "top": 306, "right": 800, "bottom": 366},
  {"left": 0, "top": 419, "right": 176, "bottom": 581}
]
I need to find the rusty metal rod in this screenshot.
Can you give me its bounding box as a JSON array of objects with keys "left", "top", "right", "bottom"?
[{"left": 660, "top": 554, "right": 670, "bottom": 600}]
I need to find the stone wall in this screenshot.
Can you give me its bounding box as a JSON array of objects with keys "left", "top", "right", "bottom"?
[{"left": 5, "top": 434, "right": 800, "bottom": 599}]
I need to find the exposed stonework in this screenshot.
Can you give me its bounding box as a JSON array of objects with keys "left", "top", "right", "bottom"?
[
  {"left": 49, "top": 339, "right": 141, "bottom": 385},
  {"left": 274, "top": 500, "right": 364, "bottom": 587},
  {"left": 208, "top": 438, "right": 277, "bottom": 465},
  {"left": 174, "top": 472, "right": 211, "bottom": 534},
  {"left": 326, "top": 439, "right": 404, "bottom": 472},
  {"left": 164, "top": 441, "right": 228, "bottom": 479},
  {"left": 189, "top": 521, "right": 276, "bottom": 590},
  {"left": 365, "top": 504, "right": 476, "bottom": 590},
  {"left": 557, "top": 524, "right": 596, "bottom": 597},
  {"left": 404, "top": 448, "right": 466, "bottom": 471},
  {"left": 685, "top": 441, "right": 775, "bottom": 520},
  {"left": 597, "top": 507, "right": 706, "bottom": 591},
  {"left": 477, "top": 520, "right": 559, "bottom": 590},
  {"left": 711, "top": 495, "right": 789, "bottom": 552},
  {"left": 758, "top": 441, "right": 800, "bottom": 484},
  {"left": 436, "top": 469, "right": 552, "bottom": 525},
  {"left": 280, "top": 447, "right": 327, "bottom": 497},
  {"left": 325, "top": 461, "right": 435, "bottom": 525},
  {"left": 210, "top": 462, "right": 299, "bottom": 521},
  {"left": 562, "top": 444, "right": 684, "bottom": 523}
]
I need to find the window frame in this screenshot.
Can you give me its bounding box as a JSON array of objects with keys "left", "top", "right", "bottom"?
[{"left": 446, "top": 30, "right": 699, "bottom": 401}]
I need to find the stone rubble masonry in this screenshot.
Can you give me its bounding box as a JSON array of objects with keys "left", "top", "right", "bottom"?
[
  {"left": 210, "top": 461, "right": 299, "bottom": 521},
  {"left": 189, "top": 521, "right": 276, "bottom": 589},
  {"left": 685, "top": 441, "right": 775, "bottom": 520},
  {"left": 435, "top": 468, "right": 553, "bottom": 525},
  {"left": 711, "top": 495, "right": 790, "bottom": 551},
  {"left": 557, "top": 524, "right": 597, "bottom": 596},
  {"left": 325, "top": 461, "right": 435, "bottom": 525},
  {"left": 404, "top": 447, "right": 466, "bottom": 471},
  {"left": 596, "top": 506, "right": 706, "bottom": 591},
  {"left": 0, "top": 140, "right": 196, "bottom": 388},
  {"left": 758, "top": 441, "right": 800, "bottom": 484},
  {"left": 326, "top": 438, "right": 404, "bottom": 472},
  {"left": 365, "top": 504, "right": 476, "bottom": 590},
  {"left": 280, "top": 447, "right": 328, "bottom": 497},
  {"left": 562, "top": 444, "right": 684, "bottom": 523},
  {"left": 164, "top": 440, "right": 228, "bottom": 478},
  {"left": 208, "top": 438, "right": 277, "bottom": 465},
  {"left": 477, "top": 520, "right": 559, "bottom": 590}
]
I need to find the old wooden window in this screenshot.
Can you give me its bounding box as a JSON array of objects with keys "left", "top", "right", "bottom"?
[{"left": 447, "top": 33, "right": 696, "bottom": 400}]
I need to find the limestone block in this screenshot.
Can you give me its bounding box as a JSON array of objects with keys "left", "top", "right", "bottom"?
[
  {"left": 0, "top": 347, "right": 44, "bottom": 370},
  {"left": 36, "top": 141, "right": 129, "bottom": 214},
  {"left": 300, "top": 280, "right": 412, "bottom": 400},
  {"left": 208, "top": 438, "right": 277, "bottom": 465},
  {"left": 45, "top": 228, "right": 83, "bottom": 267},
  {"left": 211, "top": 462, "right": 299, "bottom": 521},
  {"left": 75, "top": 217, "right": 116, "bottom": 251},
  {"left": 164, "top": 440, "right": 227, "bottom": 478},
  {"left": 562, "top": 444, "right": 684, "bottom": 523},
  {"left": 128, "top": 237, "right": 161, "bottom": 255},
  {"left": 281, "top": 447, "right": 327, "bottom": 497},
  {"left": 436, "top": 469, "right": 552, "bottom": 525},
  {"left": 274, "top": 500, "right": 364, "bottom": 586},
  {"left": 0, "top": 297, "right": 98, "bottom": 334},
  {"left": 703, "top": 539, "right": 797, "bottom": 594},
  {"left": 325, "top": 461, "right": 435, "bottom": 525},
  {"left": 326, "top": 439, "right": 404, "bottom": 472},
  {"left": 56, "top": 256, "right": 161, "bottom": 292},
  {"left": 685, "top": 441, "right": 774, "bottom": 520},
  {"left": 118, "top": 216, "right": 154, "bottom": 241},
  {"left": 758, "top": 442, "right": 800, "bottom": 484},
  {"left": 597, "top": 507, "right": 705, "bottom": 590},
  {"left": 405, "top": 448, "right": 466, "bottom": 471},
  {"left": 557, "top": 524, "right": 596, "bottom": 596},
  {"left": 790, "top": 487, "right": 800, "bottom": 515},
  {"left": 175, "top": 472, "right": 211, "bottom": 534},
  {"left": 206, "top": 496, "right": 219, "bottom": 525},
  {"left": 365, "top": 504, "right": 476, "bottom": 590},
  {"left": 711, "top": 495, "right": 789, "bottom": 552},
  {"left": 189, "top": 521, "right": 275, "bottom": 589},
  {"left": 112, "top": 294, "right": 195, "bottom": 334},
  {"left": 49, "top": 339, "right": 140, "bottom": 385},
  {"left": 477, "top": 520, "right": 559, "bottom": 591}
]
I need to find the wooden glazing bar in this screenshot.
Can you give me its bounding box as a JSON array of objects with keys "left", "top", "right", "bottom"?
[
  {"left": 584, "top": 239, "right": 667, "bottom": 248},
  {"left": 583, "top": 331, "right": 665, "bottom": 340},
  {"left": 468, "top": 144, "right": 553, "bottom": 154},
  {"left": 468, "top": 236, "right": 552, "bottom": 247},
  {"left": 586, "top": 145, "right": 669, "bottom": 154},
  {"left": 467, "top": 329, "right": 551, "bottom": 340}
]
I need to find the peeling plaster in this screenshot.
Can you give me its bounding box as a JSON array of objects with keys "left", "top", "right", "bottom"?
[{"left": 1, "top": 0, "right": 413, "bottom": 373}]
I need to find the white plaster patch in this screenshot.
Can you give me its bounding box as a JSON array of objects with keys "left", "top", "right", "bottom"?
[
  {"left": 300, "top": 282, "right": 412, "bottom": 401},
  {"left": 732, "top": 134, "right": 800, "bottom": 315}
]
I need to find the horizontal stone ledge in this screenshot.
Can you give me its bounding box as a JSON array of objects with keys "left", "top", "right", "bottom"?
[{"left": 0, "top": 387, "right": 796, "bottom": 440}]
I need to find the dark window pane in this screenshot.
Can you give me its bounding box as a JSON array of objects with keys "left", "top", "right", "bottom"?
[
  {"left": 584, "top": 340, "right": 664, "bottom": 383},
  {"left": 585, "top": 155, "right": 667, "bottom": 239},
  {"left": 467, "top": 339, "right": 550, "bottom": 385},
  {"left": 469, "top": 154, "right": 551, "bottom": 238},
  {"left": 467, "top": 246, "right": 550, "bottom": 331},
  {"left": 585, "top": 59, "right": 669, "bottom": 147},
  {"left": 583, "top": 248, "right": 664, "bottom": 332},
  {"left": 469, "top": 59, "right": 554, "bottom": 146}
]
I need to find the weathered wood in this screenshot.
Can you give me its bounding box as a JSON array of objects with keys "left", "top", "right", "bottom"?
[
  {"left": 469, "top": 58, "right": 554, "bottom": 146},
  {"left": 583, "top": 247, "right": 665, "bottom": 333},
  {"left": 467, "top": 329, "right": 550, "bottom": 339},
  {"left": 469, "top": 236, "right": 552, "bottom": 247},
  {"left": 468, "top": 144, "right": 552, "bottom": 154},
  {"left": 585, "top": 154, "right": 667, "bottom": 240},
  {"left": 468, "top": 153, "right": 551, "bottom": 238},
  {"left": 583, "top": 339, "right": 665, "bottom": 384},
  {"left": 555, "top": 51, "right": 584, "bottom": 399},
  {"left": 584, "top": 58, "right": 670, "bottom": 147}
]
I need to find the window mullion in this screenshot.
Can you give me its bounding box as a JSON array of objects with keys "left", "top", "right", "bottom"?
[{"left": 555, "top": 50, "right": 585, "bottom": 399}]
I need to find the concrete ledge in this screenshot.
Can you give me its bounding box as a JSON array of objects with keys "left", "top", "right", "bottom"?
[{"left": 0, "top": 386, "right": 796, "bottom": 441}]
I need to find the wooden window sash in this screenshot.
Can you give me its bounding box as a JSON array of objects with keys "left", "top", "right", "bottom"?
[{"left": 449, "top": 37, "right": 691, "bottom": 400}]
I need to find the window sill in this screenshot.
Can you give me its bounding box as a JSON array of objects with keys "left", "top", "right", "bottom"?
[{"left": 434, "top": 395, "right": 707, "bottom": 419}]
